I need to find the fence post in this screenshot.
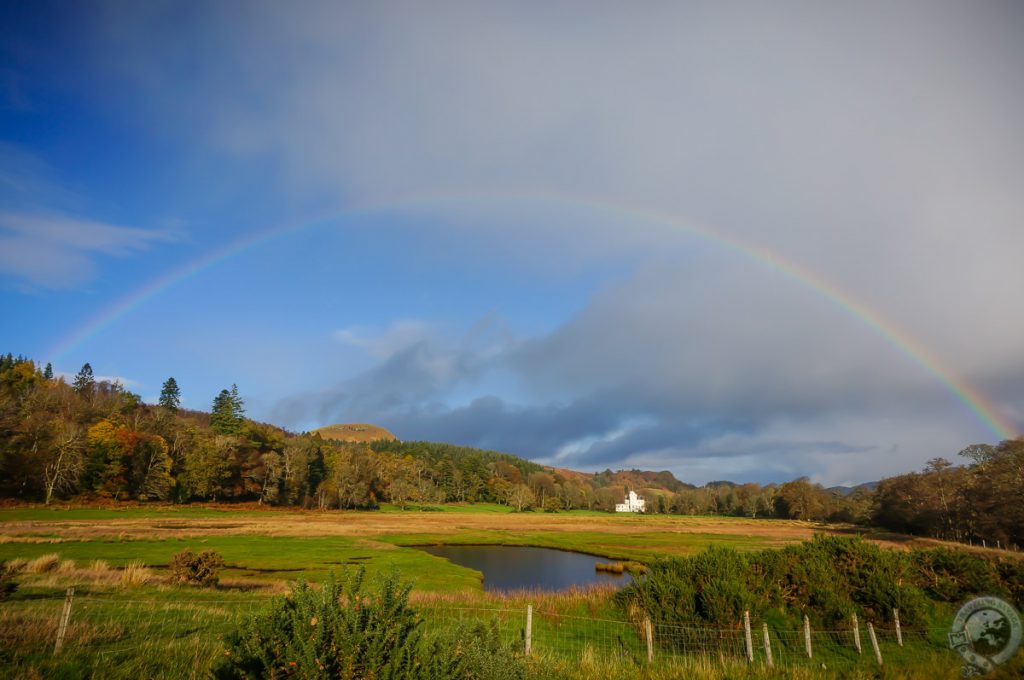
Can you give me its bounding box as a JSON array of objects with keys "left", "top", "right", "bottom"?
[
  {"left": 743, "top": 611, "right": 753, "bottom": 663},
  {"left": 852, "top": 614, "right": 862, "bottom": 654},
  {"left": 893, "top": 608, "right": 903, "bottom": 647},
  {"left": 803, "top": 615, "right": 812, "bottom": 659},
  {"left": 525, "top": 604, "right": 532, "bottom": 656},
  {"left": 868, "top": 622, "right": 883, "bottom": 666},
  {"left": 762, "top": 623, "right": 773, "bottom": 668},
  {"left": 54, "top": 586, "right": 75, "bottom": 654},
  {"left": 644, "top": 616, "right": 654, "bottom": 663}
]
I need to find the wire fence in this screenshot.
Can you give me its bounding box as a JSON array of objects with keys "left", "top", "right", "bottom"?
[{"left": 0, "top": 591, "right": 961, "bottom": 677}]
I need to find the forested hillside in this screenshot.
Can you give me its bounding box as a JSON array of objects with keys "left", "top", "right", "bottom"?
[{"left": 1, "top": 353, "right": 1021, "bottom": 549}]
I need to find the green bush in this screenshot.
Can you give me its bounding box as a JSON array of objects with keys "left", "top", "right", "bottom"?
[
  {"left": 213, "top": 568, "right": 526, "bottom": 680},
  {"left": 616, "top": 535, "right": 1012, "bottom": 639},
  {"left": 169, "top": 549, "right": 225, "bottom": 586}
]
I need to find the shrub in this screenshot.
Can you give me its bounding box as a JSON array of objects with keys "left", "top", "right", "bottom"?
[
  {"left": 213, "top": 568, "right": 526, "bottom": 680},
  {"left": 169, "top": 549, "right": 225, "bottom": 586},
  {"left": 617, "top": 535, "right": 947, "bottom": 639}
]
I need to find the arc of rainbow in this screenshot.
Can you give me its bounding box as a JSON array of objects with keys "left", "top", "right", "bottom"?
[{"left": 46, "top": 190, "right": 1016, "bottom": 441}]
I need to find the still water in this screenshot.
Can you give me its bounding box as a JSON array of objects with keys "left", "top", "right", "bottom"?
[{"left": 417, "top": 545, "right": 633, "bottom": 592}]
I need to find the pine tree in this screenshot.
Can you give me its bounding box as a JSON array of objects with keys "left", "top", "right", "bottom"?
[
  {"left": 73, "top": 363, "right": 95, "bottom": 393},
  {"left": 159, "top": 377, "right": 181, "bottom": 412},
  {"left": 43, "top": 362, "right": 54, "bottom": 380},
  {"left": 211, "top": 384, "right": 245, "bottom": 435}
]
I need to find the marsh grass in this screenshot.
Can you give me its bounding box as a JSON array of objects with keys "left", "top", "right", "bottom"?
[
  {"left": 25, "top": 553, "right": 60, "bottom": 573},
  {"left": 121, "top": 560, "right": 154, "bottom": 587}
]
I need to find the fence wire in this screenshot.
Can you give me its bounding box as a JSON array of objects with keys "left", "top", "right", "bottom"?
[{"left": 0, "top": 593, "right": 962, "bottom": 677}]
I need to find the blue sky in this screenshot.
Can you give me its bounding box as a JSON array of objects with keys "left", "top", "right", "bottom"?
[{"left": 2, "top": 2, "right": 1022, "bottom": 485}]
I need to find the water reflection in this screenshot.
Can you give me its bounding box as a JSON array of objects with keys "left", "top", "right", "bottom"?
[{"left": 417, "top": 545, "right": 633, "bottom": 592}]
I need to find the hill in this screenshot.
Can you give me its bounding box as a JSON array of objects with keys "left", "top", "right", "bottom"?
[{"left": 312, "top": 423, "right": 397, "bottom": 443}]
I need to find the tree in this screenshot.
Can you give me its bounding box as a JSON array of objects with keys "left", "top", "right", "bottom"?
[
  {"left": 73, "top": 363, "right": 95, "bottom": 394},
  {"left": 43, "top": 420, "right": 84, "bottom": 504},
  {"left": 506, "top": 483, "right": 536, "bottom": 512},
  {"left": 210, "top": 384, "right": 244, "bottom": 435},
  {"left": 43, "top": 363, "right": 53, "bottom": 380},
  {"left": 159, "top": 377, "right": 181, "bottom": 412}
]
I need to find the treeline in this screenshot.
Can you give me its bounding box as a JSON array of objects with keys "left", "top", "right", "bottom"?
[
  {"left": 1, "top": 353, "right": 1020, "bottom": 546},
  {"left": 871, "top": 441, "right": 1024, "bottom": 549},
  {"left": 0, "top": 354, "right": 872, "bottom": 519},
  {"left": 0, "top": 355, "right": 558, "bottom": 509}
]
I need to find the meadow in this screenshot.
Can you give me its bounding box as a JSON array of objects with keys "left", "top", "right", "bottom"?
[{"left": 0, "top": 504, "right": 1008, "bottom": 679}]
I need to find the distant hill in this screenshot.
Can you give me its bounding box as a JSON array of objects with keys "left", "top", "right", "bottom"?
[
  {"left": 312, "top": 423, "right": 397, "bottom": 443},
  {"left": 826, "top": 481, "right": 879, "bottom": 496}
]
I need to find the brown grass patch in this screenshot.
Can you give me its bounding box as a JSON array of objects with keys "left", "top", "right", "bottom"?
[
  {"left": 121, "top": 560, "right": 153, "bottom": 587},
  {"left": 0, "top": 535, "right": 68, "bottom": 544},
  {"left": 4, "top": 557, "right": 28, "bottom": 573},
  {"left": 25, "top": 553, "right": 60, "bottom": 573}
]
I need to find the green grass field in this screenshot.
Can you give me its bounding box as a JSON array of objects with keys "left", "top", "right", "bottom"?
[{"left": 0, "top": 504, "right": 986, "bottom": 678}]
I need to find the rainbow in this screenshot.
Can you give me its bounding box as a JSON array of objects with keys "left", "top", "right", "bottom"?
[{"left": 46, "top": 190, "right": 1017, "bottom": 441}]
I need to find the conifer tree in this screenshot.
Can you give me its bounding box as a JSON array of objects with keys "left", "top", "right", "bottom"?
[
  {"left": 43, "top": 362, "right": 53, "bottom": 380},
  {"left": 73, "top": 363, "right": 95, "bottom": 393},
  {"left": 159, "top": 377, "right": 181, "bottom": 412},
  {"left": 211, "top": 384, "right": 245, "bottom": 435}
]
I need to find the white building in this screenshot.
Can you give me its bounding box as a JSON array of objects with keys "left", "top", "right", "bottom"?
[{"left": 615, "top": 490, "right": 646, "bottom": 513}]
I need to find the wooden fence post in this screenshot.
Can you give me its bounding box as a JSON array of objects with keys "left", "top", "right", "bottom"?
[
  {"left": 743, "top": 611, "right": 753, "bottom": 663},
  {"left": 644, "top": 616, "right": 654, "bottom": 663},
  {"left": 868, "top": 622, "right": 883, "bottom": 666},
  {"left": 525, "top": 604, "right": 532, "bottom": 656},
  {"left": 852, "top": 614, "right": 862, "bottom": 654},
  {"left": 893, "top": 609, "right": 903, "bottom": 647},
  {"left": 762, "top": 623, "right": 773, "bottom": 668},
  {"left": 803, "top": 615, "right": 812, "bottom": 659},
  {"left": 54, "top": 587, "right": 75, "bottom": 654}
]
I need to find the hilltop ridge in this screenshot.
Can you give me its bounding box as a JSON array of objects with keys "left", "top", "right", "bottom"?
[{"left": 312, "top": 423, "right": 397, "bottom": 443}]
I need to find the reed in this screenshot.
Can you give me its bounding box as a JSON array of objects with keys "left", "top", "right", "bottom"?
[{"left": 595, "top": 561, "right": 625, "bottom": 574}]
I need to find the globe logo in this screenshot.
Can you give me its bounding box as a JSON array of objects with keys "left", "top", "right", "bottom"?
[{"left": 949, "top": 597, "right": 1022, "bottom": 676}]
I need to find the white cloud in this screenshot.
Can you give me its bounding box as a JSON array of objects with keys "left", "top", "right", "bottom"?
[
  {"left": 334, "top": 320, "right": 436, "bottom": 360},
  {"left": 0, "top": 211, "right": 177, "bottom": 288}
]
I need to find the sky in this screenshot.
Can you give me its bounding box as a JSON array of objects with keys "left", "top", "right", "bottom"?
[{"left": 1, "top": 1, "right": 1022, "bottom": 486}]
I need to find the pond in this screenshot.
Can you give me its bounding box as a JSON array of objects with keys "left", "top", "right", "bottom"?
[{"left": 416, "top": 545, "right": 633, "bottom": 592}]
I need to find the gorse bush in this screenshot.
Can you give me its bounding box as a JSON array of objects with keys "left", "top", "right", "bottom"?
[
  {"left": 213, "top": 567, "right": 526, "bottom": 680},
  {"left": 617, "top": 536, "right": 1023, "bottom": 639},
  {"left": 169, "top": 549, "right": 224, "bottom": 586}
]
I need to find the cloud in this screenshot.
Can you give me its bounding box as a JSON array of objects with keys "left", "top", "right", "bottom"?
[
  {"left": 79, "top": 2, "right": 1024, "bottom": 365},
  {"left": 50, "top": 3, "right": 1024, "bottom": 482},
  {"left": 274, "top": 257, "right": 1022, "bottom": 484},
  {"left": 0, "top": 211, "right": 177, "bottom": 288},
  {"left": 334, "top": 320, "right": 437, "bottom": 360}
]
